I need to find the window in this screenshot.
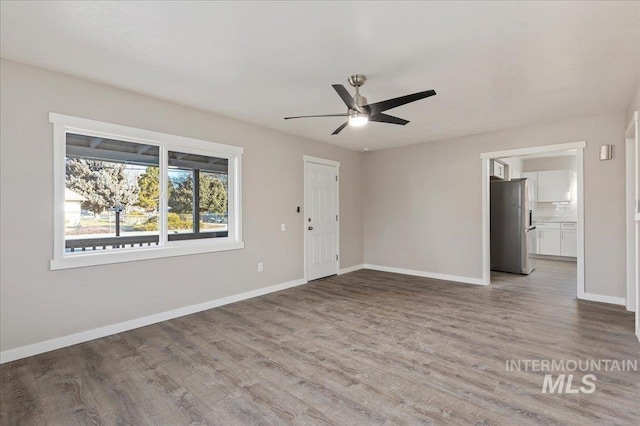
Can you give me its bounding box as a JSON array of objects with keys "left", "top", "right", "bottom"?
[
  {"left": 167, "top": 150, "right": 229, "bottom": 240},
  {"left": 65, "top": 134, "right": 161, "bottom": 252},
  {"left": 51, "top": 113, "right": 243, "bottom": 270}
]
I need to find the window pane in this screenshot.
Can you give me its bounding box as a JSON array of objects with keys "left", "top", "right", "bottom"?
[
  {"left": 167, "top": 168, "right": 194, "bottom": 233},
  {"left": 65, "top": 134, "right": 160, "bottom": 252},
  {"left": 199, "top": 170, "right": 228, "bottom": 233},
  {"left": 168, "top": 151, "right": 229, "bottom": 240}
]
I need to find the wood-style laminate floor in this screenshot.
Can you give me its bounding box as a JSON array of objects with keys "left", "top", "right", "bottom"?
[{"left": 2, "top": 260, "right": 639, "bottom": 425}]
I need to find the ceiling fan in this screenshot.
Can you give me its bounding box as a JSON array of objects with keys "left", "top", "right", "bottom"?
[{"left": 284, "top": 74, "right": 436, "bottom": 135}]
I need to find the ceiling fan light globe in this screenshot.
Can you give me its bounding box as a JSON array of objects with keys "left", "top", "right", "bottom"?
[{"left": 349, "top": 113, "right": 368, "bottom": 127}]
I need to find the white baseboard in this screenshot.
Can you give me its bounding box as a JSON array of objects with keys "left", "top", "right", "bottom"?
[
  {"left": 0, "top": 278, "right": 307, "bottom": 364},
  {"left": 339, "top": 264, "right": 364, "bottom": 274},
  {"left": 580, "top": 292, "right": 626, "bottom": 306},
  {"left": 3, "top": 272, "right": 626, "bottom": 364},
  {"left": 363, "top": 264, "right": 486, "bottom": 286}
]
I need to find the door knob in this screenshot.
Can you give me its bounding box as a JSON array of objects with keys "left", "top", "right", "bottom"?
[{"left": 308, "top": 226, "right": 314, "bottom": 231}]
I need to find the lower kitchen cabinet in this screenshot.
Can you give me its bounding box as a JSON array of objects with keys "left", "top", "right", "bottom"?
[
  {"left": 537, "top": 222, "right": 576, "bottom": 257},
  {"left": 560, "top": 223, "right": 577, "bottom": 257},
  {"left": 538, "top": 228, "right": 561, "bottom": 256}
]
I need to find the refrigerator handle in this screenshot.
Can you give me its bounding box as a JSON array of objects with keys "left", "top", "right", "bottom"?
[{"left": 529, "top": 210, "right": 532, "bottom": 227}]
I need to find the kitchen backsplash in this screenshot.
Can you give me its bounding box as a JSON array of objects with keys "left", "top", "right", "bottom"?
[{"left": 534, "top": 201, "right": 577, "bottom": 221}]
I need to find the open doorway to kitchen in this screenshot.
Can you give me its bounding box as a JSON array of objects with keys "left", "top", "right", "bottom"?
[{"left": 481, "top": 142, "right": 586, "bottom": 300}]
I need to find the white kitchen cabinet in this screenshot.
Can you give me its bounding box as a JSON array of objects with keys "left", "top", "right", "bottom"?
[
  {"left": 538, "top": 228, "right": 561, "bottom": 256},
  {"left": 561, "top": 223, "right": 577, "bottom": 257},
  {"left": 490, "top": 160, "right": 506, "bottom": 180},
  {"left": 536, "top": 222, "right": 577, "bottom": 257},
  {"left": 537, "top": 170, "right": 572, "bottom": 202}
]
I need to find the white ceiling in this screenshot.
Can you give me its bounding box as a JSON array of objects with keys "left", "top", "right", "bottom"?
[{"left": 1, "top": 1, "right": 639, "bottom": 151}]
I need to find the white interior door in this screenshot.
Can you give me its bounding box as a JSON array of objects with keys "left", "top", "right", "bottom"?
[{"left": 306, "top": 161, "right": 339, "bottom": 281}]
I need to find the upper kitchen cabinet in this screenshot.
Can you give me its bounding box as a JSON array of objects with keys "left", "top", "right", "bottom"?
[
  {"left": 490, "top": 159, "right": 507, "bottom": 180},
  {"left": 537, "top": 170, "right": 572, "bottom": 202}
]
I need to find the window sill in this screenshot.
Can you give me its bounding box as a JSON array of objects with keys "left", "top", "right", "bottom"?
[{"left": 50, "top": 241, "right": 244, "bottom": 270}]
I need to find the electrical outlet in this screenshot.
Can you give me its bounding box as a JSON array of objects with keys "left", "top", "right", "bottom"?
[
  {"left": 258, "top": 262, "right": 264, "bottom": 272},
  {"left": 281, "top": 223, "right": 286, "bottom": 232}
]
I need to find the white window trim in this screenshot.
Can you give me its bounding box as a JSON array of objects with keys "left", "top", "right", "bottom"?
[{"left": 50, "top": 113, "right": 244, "bottom": 270}]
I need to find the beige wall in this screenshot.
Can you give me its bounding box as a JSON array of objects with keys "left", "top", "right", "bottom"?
[
  {"left": 363, "top": 111, "right": 626, "bottom": 297},
  {"left": 0, "top": 59, "right": 363, "bottom": 352}
]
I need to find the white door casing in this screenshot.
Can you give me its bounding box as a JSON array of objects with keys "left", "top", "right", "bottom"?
[
  {"left": 304, "top": 156, "right": 339, "bottom": 281},
  {"left": 625, "top": 110, "right": 639, "bottom": 340},
  {"left": 626, "top": 118, "right": 637, "bottom": 313}
]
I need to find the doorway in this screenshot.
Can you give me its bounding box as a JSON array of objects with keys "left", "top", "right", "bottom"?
[
  {"left": 481, "top": 142, "right": 586, "bottom": 299},
  {"left": 303, "top": 155, "right": 340, "bottom": 281}
]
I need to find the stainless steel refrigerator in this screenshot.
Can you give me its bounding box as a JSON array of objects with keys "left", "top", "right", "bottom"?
[{"left": 490, "top": 178, "right": 536, "bottom": 275}]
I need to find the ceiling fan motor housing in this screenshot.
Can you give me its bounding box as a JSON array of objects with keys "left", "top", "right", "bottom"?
[
  {"left": 348, "top": 75, "right": 368, "bottom": 109},
  {"left": 355, "top": 94, "right": 368, "bottom": 108}
]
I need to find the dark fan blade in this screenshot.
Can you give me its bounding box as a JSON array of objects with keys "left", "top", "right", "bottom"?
[
  {"left": 368, "top": 113, "right": 409, "bottom": 125},
  {"left": 332, "top": 122, "right": 349, "bottom": 135},
  {"left": 285, "top": 113, "right": 349, "bottom": 120},
  {"left": 364, "top": 89, "right": 436, "bottom": 115},
  {"left": 332, "top": 84, "right": 361, "bottom": 112}
]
